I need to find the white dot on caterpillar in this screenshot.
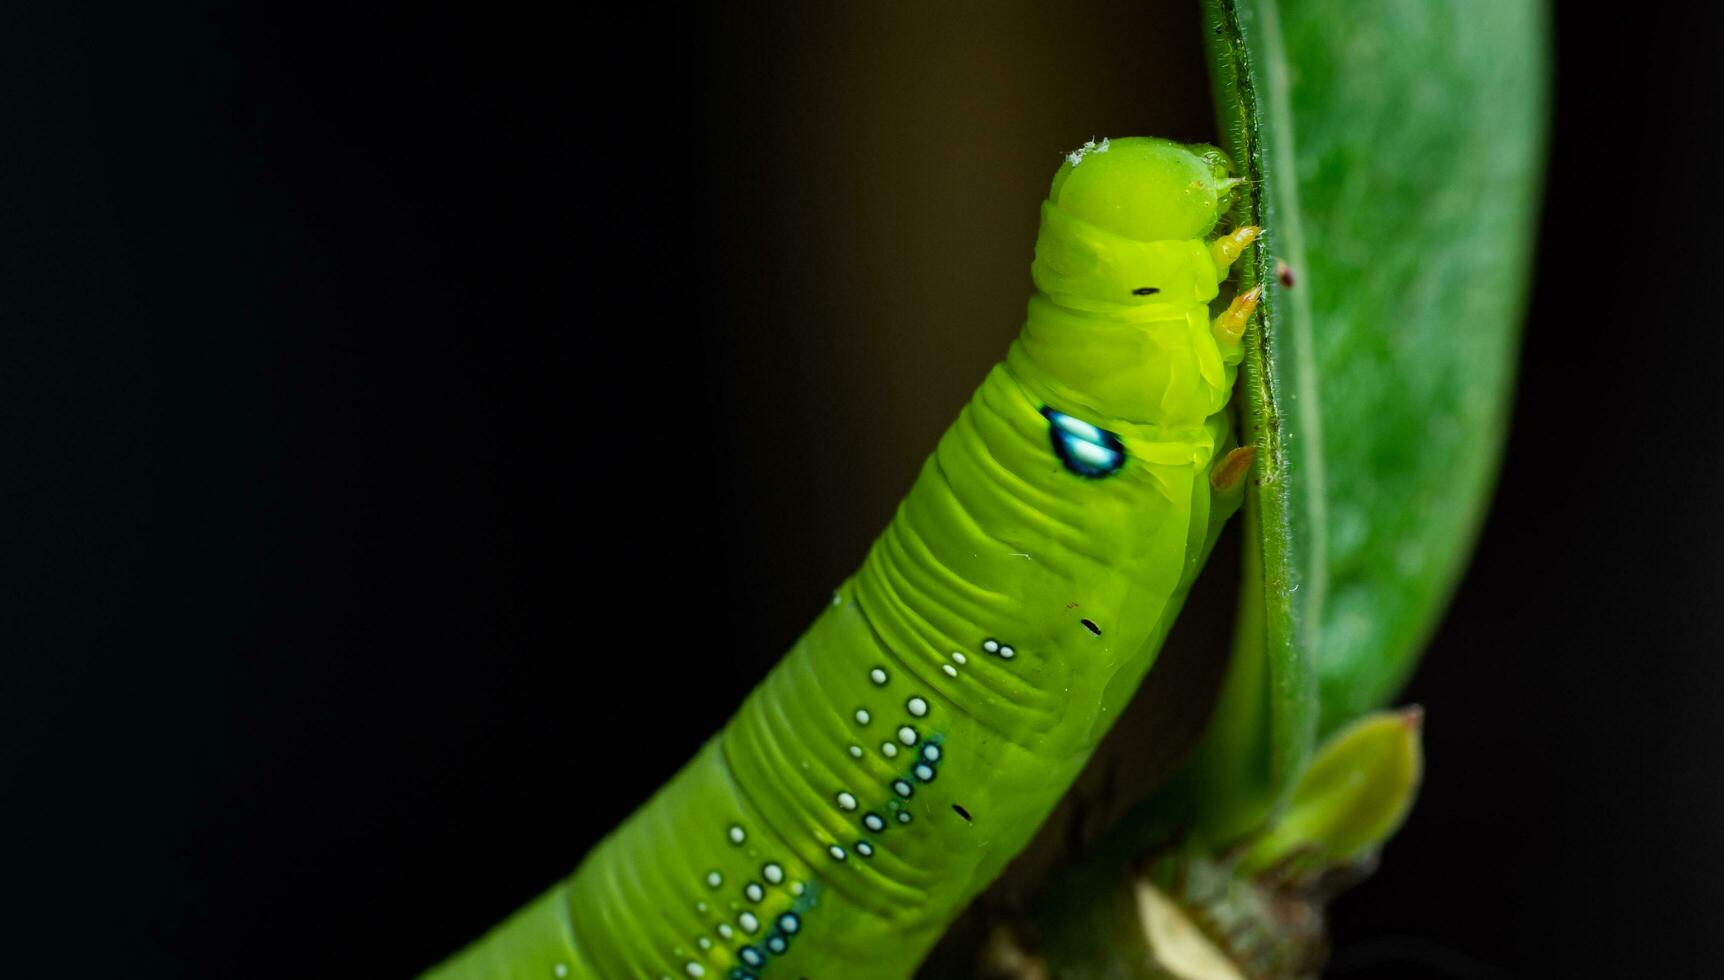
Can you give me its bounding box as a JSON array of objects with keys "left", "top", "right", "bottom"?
[
  {"left": 998, "top": 645, "right": 1015, "bottom": 660},
  {"left": 684, "top": 964, "right": 705, "bottom": 978},
  {"left": 952, "top": 652, "right": 966, "bottom": 665},
  {"left": 763, "top": 862, "right": 784, "bottom": 884},
  {"left": 854, "top": 708, "right": 872, "bottom": 725},
  {"left": 697, "top": 938, "right": 712, "bottom": 951},
  {"left": 982, "top": 639, "right": 999, "bottom": 653},
  {"left": 778, "top": 912, "right": 801, "bottom": 934},
  {"left": 738, "top": 911, "right": 760, "bottom": 933},
  {"left": 717, "top": 924, "right": 734, "bottom": 939},
  {"left": 922, "top": 744, "right": 941, "bottom": 762},
  {"left": 829, "top": 844, "right": 848, "bottom": 860},
  {"left": 942, "top": 664, "right": 957, "bottom": 678},
  {"left": 744, "top": 882, "right": 764, "bottom": 902},
  {"left": 881, "top": 741, "right": 899, "bottom": 758},
  {"left": 863, "top": 812, "right": 886, "bottom": 832},
  {"left": 848, "top": 744, "right": 863, "bottom": 758},
  {"left": 791, "top": 881, "right": 806, "bottom": 896},
  {"left": 836, "top": 791, "right": 858, "bottom": 811},
  {"left": 869, "top": 667, "right": 888, "bottom": 685},
  {"left": 856, "top": 840, "right": 875, "bottom": 858},
  {"left": 727, "top": 825, "right": 745, "bottom": 845},
  {"left": 739, "top": 948, "right": 765, "bottom": 969},
  {"left": 915, "top": 763, "right": 936, "bottom": 782},
  {"left": 893, "top": 779, "right": 914, "bottom": 798},
  {"left": 897, "top": 811, "right": 913, "bottom": 824},
  {"left": 705, "top": 871, "right": 722, "bottom": 888},
  {"left": 554, "top": 965, "right": 568, "bottom": 978},
  {"left": 907, "top": 697, "right": 928, "bottom": 717},
  {"left": 897, "top": 726, "right": 918, "bottom": 746},
  {"left": 695, "top": 901, "right": 707, "bottom": 913}
]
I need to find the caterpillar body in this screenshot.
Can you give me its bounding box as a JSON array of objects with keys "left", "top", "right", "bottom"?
[{"left": 428, "top": 137, "right": 1262, "bottom": 980}]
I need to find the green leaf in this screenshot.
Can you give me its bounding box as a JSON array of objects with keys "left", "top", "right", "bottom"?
[
  {"left": 1206, "top": 0, "right": 1549, "bottom": 754},
  {"left": 1238, "top": 707, "right": 1425, "bottom": 875}
]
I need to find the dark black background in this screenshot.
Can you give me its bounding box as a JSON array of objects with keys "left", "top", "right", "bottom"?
[{"left": 5, "top": 3, "right": 1720, "bottom": 977}]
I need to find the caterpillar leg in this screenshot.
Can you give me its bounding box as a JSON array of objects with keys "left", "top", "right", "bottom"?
[
  {"left": 1210, "top": 285, "right": 1263, "bottom": 361},
  {"left": 1209, "top": 225, "right": 1262, "bottom": 279},
  {"left": 1209, "top": 446, "right": 1257, "bottom": 495}
]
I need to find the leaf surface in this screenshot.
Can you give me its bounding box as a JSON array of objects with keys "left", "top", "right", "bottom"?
[{"left": 1209, "top": 0, "right": 1548, "bottom": 758}]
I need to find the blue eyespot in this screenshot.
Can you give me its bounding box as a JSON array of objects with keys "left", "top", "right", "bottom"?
[{"left": 1042, "top": 407, "right": 1125, "bottom": 478}]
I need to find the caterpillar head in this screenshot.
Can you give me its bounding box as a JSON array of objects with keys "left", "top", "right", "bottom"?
[
  {"left": 1021, "top": 137, "right": 1245, "bottom": 428},
  {"left": 1048, "top": 136, "right": 1235, "bottom": 242},
  {"left": 1031, "top": 137, "right": 1238, "bottom": 316}
]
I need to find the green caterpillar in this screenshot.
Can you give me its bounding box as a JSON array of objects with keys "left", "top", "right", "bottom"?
[{"left": 426, "top": 136, "right": 1263, "bottom": 980}]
